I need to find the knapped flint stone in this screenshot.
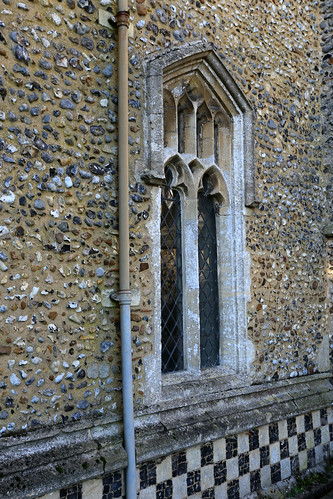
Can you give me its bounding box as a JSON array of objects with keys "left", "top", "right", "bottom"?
[
  {"left": 81, "top": 37, "right": 94, "bottom": 50},
  {"left": 71, "top": 90, "right": 82, "bottom": 103},
  {"left": 34, "top": 137, "right": 48, "bottom": 150},
  {"left": 78, "top": 0, "right": 95, "bottom": 13},
  {"left": 102, "top": 64, "right": 113, "bottom": 77},
  {"left": 77, "top": 400, "right": 89, "bottom": 409},
  {"left": 58, "top": 221, "right": 69, "bottom": 232},
  {"left": 34, "top": 70, "right": 48, "bottom": 80},
  {"left": 2, "top": 154, "right": 15, "bottom": 163},
  {"left": 90, "top": 125, "right": 105, "bottom": 136},
  {"left": 13, "top": 64, "right": 30, "bottom": 76},
  {"left": 130, "top": 54, "right": 139, "bottom": 66},
  {"left": 43, "top": 389, "right": 56, "bottom": 396},
  {"left": 73, "top": 216, "right": 82, "bottom": 225},
  {"left": 74, "top": 22, "right": 90, "bottom": 35},
  {"left": 19, "top": 104, "right": 28, "bottom": 113},
  {"left": 8, "top": 129, "right": 20, "bottom": 137},
  {"left": 79, "top": 170, "right": 92, "bottom": 179},
  {"left": 131, "top": 194, "right": 143, "bottom": 202},
  {"left": 28, "top": 81, "right": 43, "bottom": 91},
  {"left": 14, "top": 44, "right": 30, "bottom": 64},
  {"left": 55, "top": 373, "right": 65, "bottom": 384},
  {"left": 173, "top": 30, "right": 184, "bottom": 42},
  {"left": 89, "top": 163, "right": 104, "bottom": 175},
  {"left": 0, "top": 410, "right": 8, "bottom": 419},
  {"left": 101, "top": 341, "right": 113, "bottom": 353},
  {"left": 28, "top": 92, "right": 38, "bottom": 103},
  {"left": 267, "top": 119, "right": 277, "bottom": 130},
  {"left": 65, "top": 70, "right": 77, "bottom": 80},
  {"left": 323, "top": 43, "right": 333, "bottom": 54},
  {"left": 39, "top": 59, "right": 52, "bottom": 70},
  {"left": 41, "top": 152, "right": 54, "bottom": 163},
  {"left": 0, "top": 252, "right": 8, "bottom": 261},
  {"left": 54, "top": 54, "right": 68, "bottom": 68},
  {"left": 65, "top": 177, "right": 73, "bottom": 188},
  {"left": 66, "top": 164, "right": 78, "bottom": 176},
  {"left": 8, "top": 111, "right": 18, "bottom": 121},
  {"left": 156, "top": 8, "right": 168, "bottom": 23},
  {"left": 129, "top": 99, "right": 141, "bottom": 109},
  {"left": 64, "top": 403, "right": 74, "bottom": 412},
  {"left": 86, "top": 210, "right": 96, "bottom": 219},
  {"left": 15, "top": 226, "right": 24, "bottom": 236},
  {"left": 77, "top": 369, "right": 85, "bottom": 379},
  {"left": 10, "top": 373, "right": 21, "bottom": 386},
  {"left": 42, "top": 92, "right": 52, "bottom": 102},
  {"left": 69, "top": 58, "right": 83, "bottom": 70},
  {"left": 34, "top": 199, "right": 45, "bottom": 210},
  {"left": 60, "top": 98, "right": 75, "bottom": 110}
]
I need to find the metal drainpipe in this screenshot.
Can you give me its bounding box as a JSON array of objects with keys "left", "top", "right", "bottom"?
[{"left": 115, "top": 3, "right": 137, "bottom": 498}]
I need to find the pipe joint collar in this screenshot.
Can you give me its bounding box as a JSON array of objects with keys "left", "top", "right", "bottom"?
[
  {"left": 113, "top": 289, "right": 131, "bottom": 306},
  {"left": 116, "top": 10, "right": 130, "bottom": 27}
]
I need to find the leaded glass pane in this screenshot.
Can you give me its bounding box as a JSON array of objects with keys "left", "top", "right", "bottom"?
[
  {"left": 161, "top": 172, "right": 183, "bottom": 373},
  {"left": 198, "top": 192, "right": 220, "bottom": 368}
]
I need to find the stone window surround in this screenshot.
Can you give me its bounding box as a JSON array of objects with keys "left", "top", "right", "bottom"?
[{"left": 141, "top": 43, "right": 257, "bottom": 407}]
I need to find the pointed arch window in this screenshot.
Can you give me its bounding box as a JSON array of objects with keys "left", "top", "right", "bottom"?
[
  {"left": 160, "top": 167, "right": 183, "bottom": 373},
  {"left": 143, "top": 46, "right": 256, "bottom": 392},
  {"left": 198, "top": 185, "right": 220, "bottom": 369}
]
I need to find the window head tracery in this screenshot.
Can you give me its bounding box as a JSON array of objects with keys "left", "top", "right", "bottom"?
[{"left": 144, "top": 45, "right": 257, "bottom": 206}]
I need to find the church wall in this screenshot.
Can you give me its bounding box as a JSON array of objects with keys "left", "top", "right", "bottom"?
[{"left": 0, "top": 0, "right": 332, "bottom": 496}]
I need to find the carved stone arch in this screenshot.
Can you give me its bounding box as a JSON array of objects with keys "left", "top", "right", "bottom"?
[
  {"left": 197, "top": 165, "right": 230, "bottom": 208},
  {"left": 185, "top": 75, "right": 205, "bottom": 106},
  {"left": 143, "top": 42, "right": 257, "bottom": 206},
  {"left": 164, "top": 154, "right": 194, "bottom": 196},
  {"left": 189, "top": 158, "right": 205, "bottom": 176}
]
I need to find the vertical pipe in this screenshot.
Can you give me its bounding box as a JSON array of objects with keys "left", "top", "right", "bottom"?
[{"left": 116, "top": 4, "right": 137, "bottom": 498}]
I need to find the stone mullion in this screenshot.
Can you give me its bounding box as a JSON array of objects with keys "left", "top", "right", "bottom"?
[
  {"left": 201, "top": 117, "right": 214, "bottom": 159},
  {"left": 183, "top": 104, "right": 196, "bottom": 156},
  {"left": 182, "top": 196, "right": 201, "bottom": 372}
]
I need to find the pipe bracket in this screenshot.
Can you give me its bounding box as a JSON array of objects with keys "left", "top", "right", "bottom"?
[
  {"left": 116, "top": 10, "right": 130, "bottom": 28},
  {"left": 111, "top": 290, "right": 131, "bottom": 305}
]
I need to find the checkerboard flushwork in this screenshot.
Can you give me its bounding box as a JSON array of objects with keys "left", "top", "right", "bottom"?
[{"left": 41, "top": 407, "right": 333, "bottom": 499}]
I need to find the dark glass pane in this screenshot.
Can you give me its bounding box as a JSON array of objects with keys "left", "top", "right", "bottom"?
[
  {"left": 198, "top": 192, "right": 219, "bottom": 368},
  {"left": 214, "top": 122, "right": 219, "bottom": 165},
  {"left": 161, "top": 175, "right": 183, "bottom": 373}
]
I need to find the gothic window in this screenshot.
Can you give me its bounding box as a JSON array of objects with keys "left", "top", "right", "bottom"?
[
  {"left": 144, "top": 46, "right": 255, "bottom": 399},
  {"left": 160, "top": 80, "right": 231, "bottom": 373}
]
